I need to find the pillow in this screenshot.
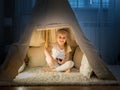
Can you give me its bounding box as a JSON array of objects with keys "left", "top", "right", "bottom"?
[
  {"left": 18, "top": 62, "right": 26, "bottom": 73},
  {"left": 79, "top": 54, "right": 93, "bottom": 78},
  {"left": 29, "top": 30, "right": 45, "bottom": 46},
  {"left": 27, "top": 46, "right": 47, "bottom": 67},
  {"left": 73, "top": 46, "right": 83, "bottom": 69}
]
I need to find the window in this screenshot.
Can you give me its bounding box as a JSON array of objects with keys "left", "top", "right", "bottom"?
[{"left": 68, "top": 0, "right": 110, "bottom": 8}]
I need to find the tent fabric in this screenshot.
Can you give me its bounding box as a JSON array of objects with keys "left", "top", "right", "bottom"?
[{"left": 0, "top": 0, "right": 116, "bottom": 81}]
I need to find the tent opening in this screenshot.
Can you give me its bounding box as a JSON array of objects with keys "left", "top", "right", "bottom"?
[{"left": 26, "top": 26, "right": 83, "bottom": 71}]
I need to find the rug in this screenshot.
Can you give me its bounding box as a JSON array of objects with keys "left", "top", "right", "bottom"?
[{"left": 12, "top": 66, "right": 120, "bottom": 86}]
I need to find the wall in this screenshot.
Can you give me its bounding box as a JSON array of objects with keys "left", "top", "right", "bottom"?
[
  {"left": 0, "top": 0, "right": 4, "bottom": 45},
  {"left": 0, "top": 0, "right": 4, "bottom": 65},
  {"left": 115, "top": 0, "right": 120, "bottom": 64}
]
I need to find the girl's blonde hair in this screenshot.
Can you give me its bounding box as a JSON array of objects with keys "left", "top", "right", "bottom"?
[{"left": 56, "top": 28, "right": 71, "bottom": 53}]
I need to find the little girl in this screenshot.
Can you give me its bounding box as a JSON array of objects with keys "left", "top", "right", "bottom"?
[{"left": 44, "top": 28, "right": 74, "bottom": 73}]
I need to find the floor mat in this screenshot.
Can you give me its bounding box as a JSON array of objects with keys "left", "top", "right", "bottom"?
[{"left": 12, "top": 66, "right": 120, "bottom": 85}]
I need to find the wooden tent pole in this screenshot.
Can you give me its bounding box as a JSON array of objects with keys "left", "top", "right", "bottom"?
[{"left": 45, "top": 30, "right": 49, "bottom": 48}]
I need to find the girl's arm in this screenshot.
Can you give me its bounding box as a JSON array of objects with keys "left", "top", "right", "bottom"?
[
  {"left": 44, "top": 45, "right": 56, "bottom": 68},
  {"left": 44, "top": 46, "right": 54, "bottom": 61}
]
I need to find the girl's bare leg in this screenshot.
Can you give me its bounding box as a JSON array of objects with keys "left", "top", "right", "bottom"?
[
  {"left": 49, "top": 61, "right": 55, "bottom": 69},
  {"left": 43, "top": 68, "right": 56, "bottom": 72}
]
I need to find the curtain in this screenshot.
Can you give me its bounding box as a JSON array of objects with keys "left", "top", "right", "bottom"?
[{"left": 69, "top": 0, "right": 118, "bottom": 64}]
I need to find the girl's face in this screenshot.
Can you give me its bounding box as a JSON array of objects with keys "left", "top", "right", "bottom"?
[{"left": 56, "top": 33, "right": 67, "bottom": 46}]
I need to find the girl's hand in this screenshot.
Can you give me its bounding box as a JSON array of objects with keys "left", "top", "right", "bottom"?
[
  {"left": 56, "top": 58, "right": 63, "bottom": 65},
  {"left": 57, "top": 60, "right": 63, "bottom": 64}
]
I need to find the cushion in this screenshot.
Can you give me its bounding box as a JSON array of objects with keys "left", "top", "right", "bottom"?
[
  {"left": 29, "top": 30, "right": 45, "bottom": 46},
  {"left": 18, "top": 62, "right": 26, "bottom": 73},
  {"left": 27, "top": 46, "right": 47, "bottom": 67},
  {"left": 80, "top": 54, "right": 93, "bottom": 78},
  {"left": 73, "top": 46, "right": 83, "bottom": 69}
]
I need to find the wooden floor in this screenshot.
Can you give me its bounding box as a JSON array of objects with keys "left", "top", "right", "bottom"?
[{"left": 0, "top": 85, "right": 120, "bottom": 90}]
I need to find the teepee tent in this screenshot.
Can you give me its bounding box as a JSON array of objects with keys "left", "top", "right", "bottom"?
[{"left": 0, "top": 0, "right": 116, "bottom": 81}]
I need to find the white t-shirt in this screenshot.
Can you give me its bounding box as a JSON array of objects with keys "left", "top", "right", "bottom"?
[{"left": 51, "top": 43, "right": 71, "bottom": 60}]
